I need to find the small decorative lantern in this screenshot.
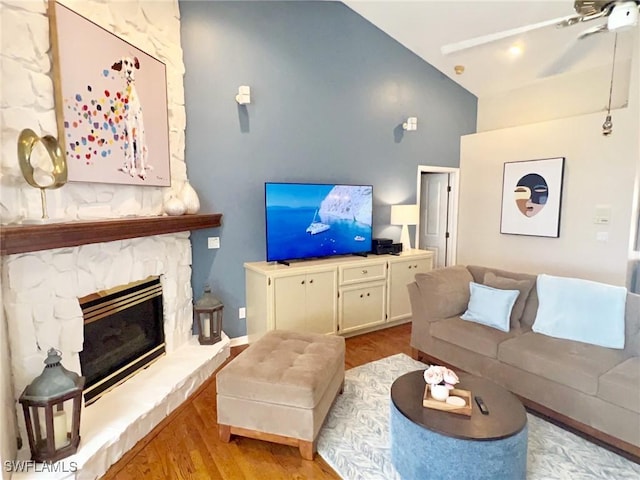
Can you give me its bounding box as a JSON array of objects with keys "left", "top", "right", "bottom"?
[
  {"left": 19, "top": 349, "right": 85, "bottom": 462},
  {"left": 194, "top": 284, "right": 223, "bottom": 345}
]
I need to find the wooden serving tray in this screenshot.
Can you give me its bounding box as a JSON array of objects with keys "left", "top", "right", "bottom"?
[{"left": 423, "top": 385, "right": 473, "bottom": 416}]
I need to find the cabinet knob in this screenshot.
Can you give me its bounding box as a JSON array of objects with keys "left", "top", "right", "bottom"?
[
  {"left": 301, "top": 280, "right": 305, "bottom": 285},
  {"left": 367, "top": 292, "right": 370, "bottom": 297},
  {"left": 362, "top": 269, "right": 368, "bottom": 274},
  {"left": 408, "top": 265, "right": 412, "bottom": 269},
  {"left": 414, "top": 265, "right": 418, "bottom": 268},
  {"left": 360, "top": 294, "right": 364, "bottom": 298},
  {"left": 309, "top": 279, "right": 314, "bottom": 284}
]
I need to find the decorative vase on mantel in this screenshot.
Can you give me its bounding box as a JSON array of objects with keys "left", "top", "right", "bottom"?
[
  {"left": 180, "top": 180, "right": 200, "bottom": 214},
  {"left": 163, "top": 195, "right": 186, "bottom": 216}
]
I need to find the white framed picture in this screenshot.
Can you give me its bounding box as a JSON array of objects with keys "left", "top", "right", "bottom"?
[
  {"left": 49, "top": 1, "right": 171, "bottom": 186},
  {"left": 500, "top": 157, "right": 565, "bottom": 238}
]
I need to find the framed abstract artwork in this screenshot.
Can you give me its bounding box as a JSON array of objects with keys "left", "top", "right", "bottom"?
[
  {"left": 500, "top": 157, "right": 565, "bottom": 237},
  {"left": 49, "top": 1, "right": 171, "bottom": 186}
]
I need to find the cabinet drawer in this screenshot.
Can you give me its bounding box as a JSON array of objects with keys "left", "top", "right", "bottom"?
[{"left": 340, "top": 262, "right": 386, "bottom": 285}]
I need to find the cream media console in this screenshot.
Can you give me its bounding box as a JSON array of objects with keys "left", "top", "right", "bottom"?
[{"left": 244, "top": 249, "right": 433, "bottom": 341}]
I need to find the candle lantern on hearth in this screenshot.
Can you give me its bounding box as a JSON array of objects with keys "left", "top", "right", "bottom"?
[
  {"left": 194, "top": 284, "right": 223, "bottom": 345},
  {"left": 19, "top": 348, "right": 85, "bottom": 462}
]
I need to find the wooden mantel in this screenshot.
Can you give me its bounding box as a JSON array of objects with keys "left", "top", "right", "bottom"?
[{"left": 0, "top": 213, "right": 222, "bottom": 255}]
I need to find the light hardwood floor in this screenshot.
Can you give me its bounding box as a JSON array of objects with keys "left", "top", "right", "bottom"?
[{"left": 102, "top": 323, "right": 412, "bottom": 479}]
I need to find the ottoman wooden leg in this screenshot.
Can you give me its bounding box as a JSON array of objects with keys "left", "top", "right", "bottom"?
[
  {"left": 299, "top": 439, "right": 316, "bottom": 460},
  {"left": 219, "top": 424, "right": 231, "bottom": 442}
]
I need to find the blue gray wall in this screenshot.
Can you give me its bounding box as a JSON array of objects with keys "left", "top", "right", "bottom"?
[{"left": 180, "top": 1, "right": 477, "bottom": 338}]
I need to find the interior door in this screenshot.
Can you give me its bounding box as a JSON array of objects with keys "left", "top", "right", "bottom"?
[{"left": 420, "top": 173, "right": 450, "bottom": 268}]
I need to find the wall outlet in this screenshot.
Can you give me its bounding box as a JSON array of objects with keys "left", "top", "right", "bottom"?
[
  {"left": 238, "top": 307, "right": 246, "bottom": 319},
  {"left": 208, "top": 237, "right": 220, "bottom": 249}
]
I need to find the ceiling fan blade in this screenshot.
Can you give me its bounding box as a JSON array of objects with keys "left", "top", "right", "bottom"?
[
  {"left": 441, "top": 15, "right": 579, "bottom": 55},
  {"left": 538, "top": 35, "right": 596, "bottom": 77},
  {"left": 577, "top": 23, "right": 609, "bottom": 39}
]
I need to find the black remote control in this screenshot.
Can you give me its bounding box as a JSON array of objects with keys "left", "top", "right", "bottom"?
[{"left": 475, "top": 396, "right": 489, "bottom": 415}]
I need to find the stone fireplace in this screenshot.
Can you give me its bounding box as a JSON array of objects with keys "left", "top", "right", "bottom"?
[{"left": 2, "top": 224, "right": 229, "bottom": 479}]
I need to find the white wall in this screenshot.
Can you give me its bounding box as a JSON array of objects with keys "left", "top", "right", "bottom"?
[
  {"left": 0, "top": 0, "right": 187, "bottom": 468},
  {"left": 458, "top": 106, "right": 638, "bottom": 285},
  {"left": 476, "top": 60, "right": 631, "bottom": 133}
]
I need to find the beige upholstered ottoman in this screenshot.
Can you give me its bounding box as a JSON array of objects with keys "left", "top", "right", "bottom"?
[{"left": 216, "top": 330, "right": 345, "bottom": 459}]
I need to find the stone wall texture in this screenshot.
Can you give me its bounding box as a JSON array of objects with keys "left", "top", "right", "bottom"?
[{"left": 0, "top": 0, "right": 191, "bottom": 459}]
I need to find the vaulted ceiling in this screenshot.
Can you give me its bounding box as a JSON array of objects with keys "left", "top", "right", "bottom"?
[{"left": 344, "top": 1, "right": 638, "bottom": 98}]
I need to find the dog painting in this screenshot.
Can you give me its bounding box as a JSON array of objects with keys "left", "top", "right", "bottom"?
[
  {"left": 111, "top": 56, "right": 150, "bottom": 179},
  {"left": 50, "top": 1, "right": 170, "bottom": 186}
]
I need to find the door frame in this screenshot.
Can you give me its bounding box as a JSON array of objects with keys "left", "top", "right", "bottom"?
[{"left": 415, "top": 165, "right": 460, "bottom": 267}]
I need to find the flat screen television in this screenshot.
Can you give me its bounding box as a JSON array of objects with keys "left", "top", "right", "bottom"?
[{"left": 265, "top": 182, "right": 373, "bottom": 262}]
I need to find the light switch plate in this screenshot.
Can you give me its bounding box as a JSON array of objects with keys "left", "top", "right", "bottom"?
[
  {"left": 239, "top": 307, "right": 246, "bottom": 319},
  {"left": 208, "top": 237, "right": 220, "bottom": 249}
]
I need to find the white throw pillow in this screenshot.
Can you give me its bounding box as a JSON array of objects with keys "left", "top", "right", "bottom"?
[
  {"left": 532, "top": 274, "right": 626, "bottom": 349},
  {"left": 461, "top": 282, "right": 519, "bottom": 332}
]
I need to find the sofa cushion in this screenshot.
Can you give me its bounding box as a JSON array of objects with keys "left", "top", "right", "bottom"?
[
  {"left": 415, "top": 266, "right": 473, "bottom": 319},
  {"left": 483, "top": 272, "right": 535, "bottom": 329},
  {"left": 431, "top": 316, "right": 525, "bottom": 358},
  {"left": 498, "top": 332, "right": 629, "bottom": 395},
  {"left": 598, "top": 357, "right": 640, "bottom": 413},
  {"left": 624, "top": 293, "right": 640, "bottom": 356},
  {"left": 461, "top": 282, "right": 519, "bottom": 332},
  {"left": 467, "top": 265, "right": 538, "bottom": 328}
]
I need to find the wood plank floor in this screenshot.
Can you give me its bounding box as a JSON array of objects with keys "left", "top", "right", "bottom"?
[{"left": 102, "top": 323, "right": 412, "bottom": 480}]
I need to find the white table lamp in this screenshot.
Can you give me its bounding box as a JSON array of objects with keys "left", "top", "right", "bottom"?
[{"left": 390, "top": 204, "right": 419, "bottom": 252}]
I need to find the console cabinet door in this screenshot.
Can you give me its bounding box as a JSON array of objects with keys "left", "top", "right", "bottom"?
[
  {"left": 273, "top": 274, "right": 307, "bottom": 332},
  {"left": 272, "top": 270, "right": 336, "bottom": 334},
  {"left": 339, "top": 282, "right": 386, "bottom": 334},
  {"left": 304, "top": 270, "right": 337, "bottom": 335},
  {"left": 388, "top": 256, "right": 433, "bottom": 322}
]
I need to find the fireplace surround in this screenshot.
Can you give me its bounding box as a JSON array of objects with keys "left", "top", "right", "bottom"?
[{"left": 2, "top": 215, "right": 228, "bottom": 479}]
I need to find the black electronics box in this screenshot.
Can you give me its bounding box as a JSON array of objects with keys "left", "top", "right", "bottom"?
[
  {"left": 391, "top": 243, "right": 403, "bottom": 254},
  {"left": 372, "top": 238, "right": 393, "bottom": 255}
]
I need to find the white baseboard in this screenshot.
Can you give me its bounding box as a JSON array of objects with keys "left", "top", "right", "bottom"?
[{"left": 229, "top": 335, "right": 249, "bottom": 347}]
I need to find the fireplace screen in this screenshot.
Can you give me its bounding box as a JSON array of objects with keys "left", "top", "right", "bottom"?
[{"left": 79, "top": 276, "right": 165, "bottom": 405}]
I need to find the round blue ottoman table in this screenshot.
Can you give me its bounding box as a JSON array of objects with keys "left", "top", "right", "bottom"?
[{"left": 390, "top": 370, "right": 527, "bottom": 480}]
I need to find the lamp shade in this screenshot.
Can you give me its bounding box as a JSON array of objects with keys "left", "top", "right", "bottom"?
[{"left": 390, "top": 204, "right": 419, "bottom": 226}]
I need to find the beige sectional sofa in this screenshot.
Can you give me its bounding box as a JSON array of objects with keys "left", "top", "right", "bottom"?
[{"left": 408, "top": 265, "right": 640, "bottom": 459}]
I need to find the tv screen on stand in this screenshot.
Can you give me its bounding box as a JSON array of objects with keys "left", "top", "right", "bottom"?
[{"left": 265, "top": 182, "right": 373, "bottom": 263}]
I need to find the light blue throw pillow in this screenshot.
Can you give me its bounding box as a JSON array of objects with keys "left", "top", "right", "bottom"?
[
  {"left": 532, "top": 274, "right": 626, "bottom": 349},
  {"left": 461, "top": 282, "right": 519, "bottom": 332}
]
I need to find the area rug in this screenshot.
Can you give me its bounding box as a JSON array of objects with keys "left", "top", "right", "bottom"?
[{"left": 317, "top": 353, "right": 640, "bottom": 480}]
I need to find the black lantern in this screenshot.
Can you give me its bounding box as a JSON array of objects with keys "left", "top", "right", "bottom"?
[
  {"left": 19, "top": 349, "right": 85, "bottom": 462},
  {"left": 194, "top": 285, "right": 223, "bottom": 345}
]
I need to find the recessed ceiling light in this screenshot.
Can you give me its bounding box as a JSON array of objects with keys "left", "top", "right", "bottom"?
[{"left": 508, "top": 45, "right": 523, "bottom": 57}]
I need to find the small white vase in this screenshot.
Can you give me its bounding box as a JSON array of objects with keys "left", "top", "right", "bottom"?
[
  {"left": 164, "top": 196, "right": 186, "bottom": 216},
  {"left": 180, "top": 180, "right": 200, "bottom": 214},
  {"left": 430, "top": 384, "right": 449, "bottom": 402}
]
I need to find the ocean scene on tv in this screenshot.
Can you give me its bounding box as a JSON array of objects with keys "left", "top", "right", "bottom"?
[{"left": 265, "top": 183, "right": 373, "bottom": 262}]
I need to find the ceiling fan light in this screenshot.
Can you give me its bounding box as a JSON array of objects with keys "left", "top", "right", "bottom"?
[
  {"left": 602, "top": 115, "right": 613, "bottom": 136},
  {"left": 607, "top": 2, "right": 639, "bottom": 31},
  {"left": 508, "top": 45, "right": 523, "bottom": 57}
]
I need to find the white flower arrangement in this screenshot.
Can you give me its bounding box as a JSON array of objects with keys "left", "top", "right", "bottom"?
[{"left": 423, "top": 365, "right": 459, "bottom": 390}]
